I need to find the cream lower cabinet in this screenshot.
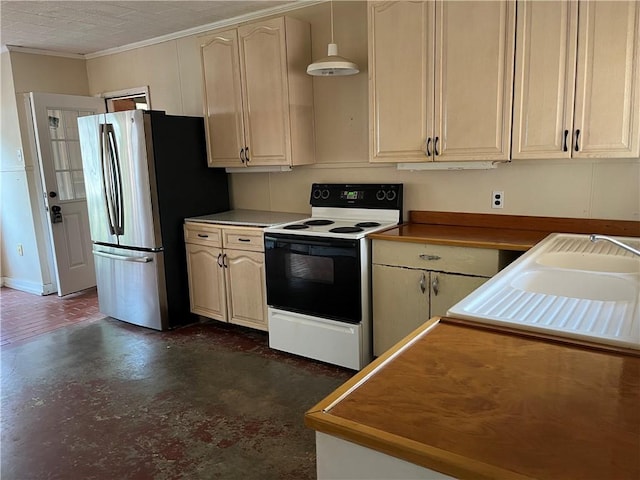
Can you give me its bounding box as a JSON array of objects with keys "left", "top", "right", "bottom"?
[
  {"left": 372, "top": 240, "right": 505, "bottom": 356},
  {"left": 199, "top": 16, "right": 315, "bottom": 168},
  {"left": 368, "top": 1, "right": 515, "bottom": 163},
  {"left": 185, "top": 223, "right": 268, "bottom": 331},
  {"left": 513, "top": 0, "right": 640, "bottom": 159}
]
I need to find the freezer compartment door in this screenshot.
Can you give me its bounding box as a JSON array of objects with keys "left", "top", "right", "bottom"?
[{"left": 93, "top": 245, "right": 168, "bottom": 330}]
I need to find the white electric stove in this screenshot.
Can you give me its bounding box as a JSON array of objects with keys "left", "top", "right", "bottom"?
[{"left": 264, "top": 183, "right": 403, "bottom": 370}]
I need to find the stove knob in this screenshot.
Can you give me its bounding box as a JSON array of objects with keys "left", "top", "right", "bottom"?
[
  {"left": 321, "top": 189, "right": 330, "bottom": 200},
  {"left": 386, "top": 190, "right": 397, "bottom": 201},
  {"left": 312, "top": 189, "right": 322, "bottom": 200},
  {"left": 376, "top": 190, "right": 386, "bottom": 201}
]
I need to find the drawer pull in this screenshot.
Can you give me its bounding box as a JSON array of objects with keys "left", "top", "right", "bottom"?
[
  {"left": 419, "top": 254, "right": 441, "bottom": 261},
  {"left": 238, "top": 238, "right": 251, "bottom": 242},
  {"left": 197, "top": 233, "right": 209, "bottom": 238},
  {"left": 419, "top": 272, "right": 426, "bottom": 294}
]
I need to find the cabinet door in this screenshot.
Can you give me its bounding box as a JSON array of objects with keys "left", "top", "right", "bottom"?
[
  {"left": 238, "top": 18, "right": 291, "bottom": 166},
  {"left": 373, "top": 265, "right": 431, "bottom": 356},
  {"left": 224, "top": 249, "right": 268, "bottom": 331},
  {"left": 201, "top": 30, "right": 245, "bottom": 168},
  {"left": 434, "top": 1, "right": 515, "bottom": 162},
  {"left": 186, "top": 243, "right": 227, "bottom": 321},
  {"left": 429, "top": 272, "right": 489, "bottom": 318},
  {"left": 369, "top": 1, "right": 434, "bottom": 163},
  {"left": 573, "top": 1, "right": 640, "bottom": 158},
  {"left": 512, "top": 1, "right": 578, "bottom": 159}
]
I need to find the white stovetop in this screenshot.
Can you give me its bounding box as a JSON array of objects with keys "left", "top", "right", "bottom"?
[{"left": 263, "top": 207, "right": 401, "bottom": 239}]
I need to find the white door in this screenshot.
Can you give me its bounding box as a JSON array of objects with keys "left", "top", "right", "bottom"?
[{"left": 29, "top": 92, "right": 105, "bottom": 296}]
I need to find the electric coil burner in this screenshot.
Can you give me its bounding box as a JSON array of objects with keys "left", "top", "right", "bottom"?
[
  {"left": 305, "top": 219, "right": 334, "bottom": 226},
  {"left": 264, "top": 183, "right": 403, "bottom": 370}
]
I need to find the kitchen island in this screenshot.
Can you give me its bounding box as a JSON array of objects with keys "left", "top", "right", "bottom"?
[{"left": 305, "top": 316, "right": 640, "bottom": 479}]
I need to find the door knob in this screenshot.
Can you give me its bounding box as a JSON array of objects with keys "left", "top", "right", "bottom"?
[
  {"left": 49, "top": 191, "right": 57, "bottom": 198},
  {"left": 51, "top": 205, "right": 63, "bottom": 224}
]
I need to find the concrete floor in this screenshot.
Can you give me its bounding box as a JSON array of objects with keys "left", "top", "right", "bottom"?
[{"left": 1, "top": 317, "right": 352, "bottom": 479}]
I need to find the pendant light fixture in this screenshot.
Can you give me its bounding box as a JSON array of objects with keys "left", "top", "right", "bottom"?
[{"left": 307, "top": 0, "right": 359, "bottom": 76}]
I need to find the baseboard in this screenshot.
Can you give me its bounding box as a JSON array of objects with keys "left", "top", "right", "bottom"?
[{"left": 1, "top": 277, "right": 57, "bottom": 296}]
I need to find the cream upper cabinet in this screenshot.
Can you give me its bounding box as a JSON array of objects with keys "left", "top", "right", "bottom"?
[
  {"left": 369, "top": 1, "right": 515, "bottom": 163},
  {"left": 513, "top": 1, "right": 640, "bottom": 159},
  {"left": 200, "top": 17, "right": 315, "bottom": 168},
  {"left": 201, "top": 29, "right": 245, "bottom": 167}
]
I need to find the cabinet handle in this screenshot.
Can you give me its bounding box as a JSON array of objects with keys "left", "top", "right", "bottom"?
[
  {"left": 240, "top": 148, "right": 246, "bottom": 163},
  {"left": 419, "top": 254, "right": 441, "bottom": 261},
  {"left": 432, "top": 276, "right": 439, "bottom": 296},
  {"left": 245, "top": 147, "right": 250, "bottom": 163},
  {"left": 419, "top": 272, "right": 426, "bottom": 294},
  {"left": 217, "top": 253, "right": 223, "bottom": 268},
  {"left": 238, "top": 238, "right": 251, "bottom": 242},
  {"left": 434, "top": 136, "right": 439, "bottom": 156},
  {"left": 197, "top": 233, "right": 209, "bottom": 238},
  {"left": 562, "top": 129, "right": 569, "bottom": 152},
  {"left": 425, "top": 137, "right": 432, "bottom": 156},
  {"left": 574, "top": 129, "right": 580, "bottom": 152},
  {"left": 222, "top": 253, "right": 228, "bottom": 268}
]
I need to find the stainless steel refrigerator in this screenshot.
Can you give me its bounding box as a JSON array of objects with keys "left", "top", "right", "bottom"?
[{"left": 78, "top": 110, "right": 229, "bottom": 330}]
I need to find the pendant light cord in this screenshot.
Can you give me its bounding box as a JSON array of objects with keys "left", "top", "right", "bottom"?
[{"left": 330, "top": 0, "right": 334, "bottom": 44}]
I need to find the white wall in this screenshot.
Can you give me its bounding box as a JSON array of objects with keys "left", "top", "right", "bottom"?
[
  {"left": 85, "top": 1, "right": 639, "bottom": 221},
  {"left": 0, "top": 51, "right": 90, "bottom": 293}
]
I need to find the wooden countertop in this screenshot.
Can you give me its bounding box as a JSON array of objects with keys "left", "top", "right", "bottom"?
[
  {"left": 369, "top": 223, "right": 549, "bottom": 251},
  {"left": 368, "top": 211, "right": 640, "bottom": 251},
  {"left": 305, "top": 317, "right": 640, "bottom": 480}
]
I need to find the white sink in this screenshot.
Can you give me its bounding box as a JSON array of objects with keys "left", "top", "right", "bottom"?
[
  {"left": 536, "top": 252, "right": 640, "bottom": 274},
  {"left": 511, "top": 270, "right": 637, "bottom": 302},
  {"left": 448, "top": 233, "right": 640, "bottom": 350}
]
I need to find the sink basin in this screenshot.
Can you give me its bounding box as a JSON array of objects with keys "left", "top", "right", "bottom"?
[
  {"left": 511, "top": 270, "right": 638, "bottom": 302},
  {"left": 536, "top": 252, "right": 640, "bottom": 274},
  {"left": 448, "top": 233, "right": 640, "bottom": 350}
]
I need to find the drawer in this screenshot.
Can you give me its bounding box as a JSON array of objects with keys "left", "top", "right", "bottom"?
[
  {"left": 223, "top": 227, "right": 264, "bottom": 252},
  {"left": 373, "top": 240, "right": 501, "bottom": 277},
  {"left": 184, "top": 223, "right": 222, "bottom": 247}
]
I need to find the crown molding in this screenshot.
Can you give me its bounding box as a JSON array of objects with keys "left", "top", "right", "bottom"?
[
  {"left": 85, "top": 0, "right": 324, "bottom": 60},
  {"left": 4, "top": 45, "right": 84, "bottom": 59}
]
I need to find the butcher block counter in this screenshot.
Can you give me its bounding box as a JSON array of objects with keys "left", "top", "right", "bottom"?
[
  {"left": 305, "top": 317, "right": 640, "bottom": 479},
  {"left": 369, "top": 211, "right": 640, "bottom": 250}
]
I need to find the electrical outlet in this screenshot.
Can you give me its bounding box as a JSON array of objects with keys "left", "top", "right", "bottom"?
[
  {"left": 17, "top": 243, "right": 24, "bottom": 256},
  {"left": 491, "top": 191, "right": 504, "bottom": 209}
]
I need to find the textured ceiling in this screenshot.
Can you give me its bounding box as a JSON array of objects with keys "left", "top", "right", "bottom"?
[{"left": 1, "top": 1, "right": 297, "bottom": 56}]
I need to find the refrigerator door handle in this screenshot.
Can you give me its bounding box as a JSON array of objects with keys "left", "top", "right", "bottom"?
[
  {"left": 93, "top": 250, "right": 153, "bottom": 263},
  {"left": 100, "top": 124, "right": 117, "bottom": 235},
  {"left": 105, "top": 124, "right": 125, "bottom": 235}
]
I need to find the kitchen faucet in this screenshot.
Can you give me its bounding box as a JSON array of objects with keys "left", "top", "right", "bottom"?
[{"left": 589, "top": 234, "right": 640, "bottom": 257}]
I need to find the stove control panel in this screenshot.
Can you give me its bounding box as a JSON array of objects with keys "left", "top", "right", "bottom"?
[{"left": 310, "top": 183, "right": 403, "bottom": 211}]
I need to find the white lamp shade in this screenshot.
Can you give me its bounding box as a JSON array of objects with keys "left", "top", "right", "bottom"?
[{"left": 307, "top": 43, "right": 359, "bottom": 76}]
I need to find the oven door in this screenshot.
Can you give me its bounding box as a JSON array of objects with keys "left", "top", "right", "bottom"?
[{"left": 264, "top": 233, "right": 361, "bottom": 323}]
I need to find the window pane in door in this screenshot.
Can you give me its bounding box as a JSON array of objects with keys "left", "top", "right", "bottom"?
[
  {"left": 51, "top": 141, "right": 69, "bottom": 170},
  {"left": 47, "top": 107, "right": 94, "bottom": 202},
  {"left": 72, "top": 171, "right": 86, "bottom": 199},
  {"left": 56, "top": 172, "right": 73, "bottom": 200},
  {"left": 48, "top": 110, "right": 64, "bottom": 139},
  {"left": 68, "top": 142, "right": 83, "bottom": 170},
  {"left": 63, "top": 111, "right": 80, "bottom": 139}
]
